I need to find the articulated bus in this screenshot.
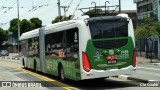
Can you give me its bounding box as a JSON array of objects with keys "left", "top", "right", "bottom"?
[{"left": 20, "top": 14, "right": 136, "bottom": 81}]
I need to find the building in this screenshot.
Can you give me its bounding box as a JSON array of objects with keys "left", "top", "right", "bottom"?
[
  {"left": 2, "top": 31, "right": 18, "bottom": 53},
  {"left": 133, "top": 0, "right": 160, "bottom": 21},
  {"left": 134, "top": 0, "right": 160, "bottom": 59}
]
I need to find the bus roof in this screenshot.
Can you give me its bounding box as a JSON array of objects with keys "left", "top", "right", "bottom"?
[
  {"left": 44, "top": 20, "right": 77, "bottom": 35},
  {"left": 19, "top": 28, "right": 39, "bottom": 40},
  {"left": 19, "top": 14, "right": 128, "bottom": 41},
  {"left": 19, "top": 19, "right": 78, "bottom": 41}
]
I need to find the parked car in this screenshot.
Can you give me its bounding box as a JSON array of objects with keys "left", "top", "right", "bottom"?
[{"left": 0, "top": 50, "right": 9, "bottom": 56}]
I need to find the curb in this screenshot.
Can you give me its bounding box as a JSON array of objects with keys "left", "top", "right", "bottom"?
[
  {"left": 0, "top": 57, "right": 19, "bottom": 60},
  {"left": 127, "top": 76, "right": 148, "bottom": 83},
  {"left": 138, "top": 62, "right": 160, "bottom": 66},
  {"left": 118, "top": 75, "right": 150, "bottom": 83},
  {"left": 153, "top": 63, "right": 160, "bottom": 66}
]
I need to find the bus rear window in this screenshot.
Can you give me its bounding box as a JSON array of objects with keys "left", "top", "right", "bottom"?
[{"left": 88, "top": 20, "right": 128, "bottom": 39}]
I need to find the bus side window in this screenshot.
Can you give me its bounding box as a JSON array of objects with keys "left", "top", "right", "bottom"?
[
  {"left": 65, "top": 28, "right": 79, "bottom": 60},
  {"left": 45, "top": 31, "right": 64, "bottom": 58}
]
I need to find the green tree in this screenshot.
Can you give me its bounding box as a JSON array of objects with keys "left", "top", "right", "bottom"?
[
  {"left": 52, "top": 16, "right": 72, "bottom": 24},
  {"left": 52, "top": 16, "right": 60, "bottom": 24},
  {"left": 8, "top": 18, "right": 19, "bottom": 39},
  {"left": 30, "top": 17, "right": 42, "bottom": 30},
  {"left": 0, "top": 28, "right": 8, "bottom": 45},
  {"left": 86, "top": 9, "right": 102, "bottom": 14},
  {"left": 135, "top": 16, "right": 159, "bottom": 62},
  {"left": 85, "top": 9, "right": 102, "bottom": 17},
  {"left": 135, "top": 16, "right": 158, "bottom": 40},
  {"left": 20, "top": 19, "right": 30, "bottom": 34},
  {"left": 8, "top": 18, "right": 42, "bottom": 38}
]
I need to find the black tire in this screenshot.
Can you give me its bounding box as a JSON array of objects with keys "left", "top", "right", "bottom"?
[
  {"left": 22, "top": 59, "right": 25, "bottom": 67},
  {"left": 59, "top": 66, "right": 65, "bottom": 82},
  {"left": 34, "top": 61, "right": 37, "bottom": 72}
]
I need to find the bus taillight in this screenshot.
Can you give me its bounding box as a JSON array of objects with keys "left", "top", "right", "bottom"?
[
  {"left": 82, "top": 52, "right": 91, "bottom": 72},
  {"left": 132, "top": 49, "right": 136, "bottom": 67}
]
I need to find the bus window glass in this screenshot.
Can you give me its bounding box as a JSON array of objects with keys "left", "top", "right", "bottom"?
[
  {"left": 65, "top": 28, "right": 79, "bottom": 60},
  {"left": 88, "top": 19, "right": 128, "bottom": 39},
  {"left": 45, "top": 31, "right": 65, "bottom": 58},
  {"left": 21, "top": 40, "right": 28, "bottom": 56},
  {"left": 28, "top": 37, "right": 39, "bottom": 56}
]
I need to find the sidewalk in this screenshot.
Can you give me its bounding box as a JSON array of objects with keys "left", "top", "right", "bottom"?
[
  {"left": 136, "top": 56, "right": 160, "bottom": 65},
  {"left": 0, "top": 53, "right": 20, "bottom": 60}
]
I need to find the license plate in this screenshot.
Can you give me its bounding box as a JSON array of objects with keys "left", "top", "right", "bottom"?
[{"left": 107, "top": 56, "right": 117, "bottom": 64}]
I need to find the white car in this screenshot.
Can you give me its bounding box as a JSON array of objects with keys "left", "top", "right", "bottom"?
[{"left": 0, "top": 50, "right": 9, "bottom": 56}]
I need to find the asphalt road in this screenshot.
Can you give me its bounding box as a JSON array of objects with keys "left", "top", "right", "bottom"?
[
  {"left": 125, "top": 62, "right": 160, "bottom": 81},
  {"left": 0, "top": 57, "right": 159, "bottom": 90}
]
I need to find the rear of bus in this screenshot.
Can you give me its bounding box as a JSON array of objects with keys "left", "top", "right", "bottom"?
[{"left": 80, "top": 14, "right": 136, "bottom": 80}]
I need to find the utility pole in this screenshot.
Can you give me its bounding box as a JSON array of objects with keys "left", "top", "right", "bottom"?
[
  {"left": 119, "top": 0, "right": 121, "bottom": 13},
  {"left": 17, "top": 0, "right": 20, "bottom": 56},
  {"left": 61, "top": 6, "right": 68, "bottom": 20},
  {"left": 57, "top": 0, "right": 61, "bottom": 18},
  {"left": 61, "top": 6, "right": 68, "bottom": 13}
]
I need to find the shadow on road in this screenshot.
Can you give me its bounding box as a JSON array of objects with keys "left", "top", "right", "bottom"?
[{"left": 23, "top": 68, "right": 137, "bottom": 89}]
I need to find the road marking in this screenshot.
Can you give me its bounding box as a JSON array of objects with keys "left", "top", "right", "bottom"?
[
  {"left": 137, "top": 66, "right": 160, "bottom": 71},
  {"left": 149, "top": 80, "right": 159, "bottom": 81},
  {"left": 0, "top": 61, "right": 79, "bottom": 90}
]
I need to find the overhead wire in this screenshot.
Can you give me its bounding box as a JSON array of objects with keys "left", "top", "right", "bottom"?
[
  {"left": 31, "top": 0, "right": 47, "bottom": 11},
  {"left": 61, "top": 0, "right": 74, "bottom": 20},
  {"left": 0, "top": 0, "right": 17, "bottom": 17},
  {"left": 70, "top": 0, "right": 83, "bottom": 19},
  {"left": 61, "top": 0, "right": 70, "bottom": 4},
  {"left": 0, "top": 0, "right": 11, "bottom": 11},
  {"left": 0, "top": 0, "right": 17, "bottom": 27},
  {"left": 34, "top": 4, "right": 57, "bottom": 18},
  {"left": 0, "top": 0, "right": 81, "bottom": 28},
  {"left": 20, "top": 3, "right": 56, "bottom": 18},
  {"left": 1, "top": 0, "right": 8, "bottom": 6},
  {"left": 4, "top": 0, "right": 15, "bottom": 7}
]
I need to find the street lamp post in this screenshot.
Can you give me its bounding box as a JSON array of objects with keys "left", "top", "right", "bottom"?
[{"left": 17, "top": 0, "right": 20, "bottom": 56}]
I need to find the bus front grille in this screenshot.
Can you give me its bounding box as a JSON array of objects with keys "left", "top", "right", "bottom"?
[{"left": 92, "top": 39, "right": 128, "bottom": 49}]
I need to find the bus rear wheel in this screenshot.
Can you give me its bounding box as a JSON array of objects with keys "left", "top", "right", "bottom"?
[
  {"left": 59, "top": 66, "right": 65, "bottom": 82},
  {"left": 34, "top": 61, "right": 37, "bottom": 72},
  {"left": 22, "top": 59, "right": 25, "bottom": 68}
]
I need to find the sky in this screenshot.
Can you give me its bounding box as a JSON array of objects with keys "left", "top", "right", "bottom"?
[{"left": 0, "top": 0, "right": 136, "bottom": 30}]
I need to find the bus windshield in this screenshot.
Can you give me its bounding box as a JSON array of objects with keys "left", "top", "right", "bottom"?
[{"left": 88, "top": 19, "right": 128, "bottom": 39}]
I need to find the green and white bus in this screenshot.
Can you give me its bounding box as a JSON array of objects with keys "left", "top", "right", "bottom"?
[{"left": 20, "top": 14, "right": 136, "bottom": 81}]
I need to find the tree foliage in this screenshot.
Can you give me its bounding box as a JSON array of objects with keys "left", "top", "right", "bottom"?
[
  {"left": 52, "top": 16, "right": 59, "bottom": 24},
  {"left": 85, "top": 9, "right": 102, "bottom": 17},
  {"left": 86, "top": 9, "right": 102, "bottom": 14},
  {"left": 30, "top": 17, "right": 42, "bottom": 30},
  {"left": 20, "top": 19, "right": 30, "bottom": 35},
  {"left": 8, "top": 18, "right": 19, "bottom": 38},
  {"left": 135, "top": 16, "right": 159, "bottom": 40},
  {"left": 8, "top": 17, "right": 42, "bottom": 38},
  {"left": 51, "top": 16, "right": 71, "bottom": 24},
  {"left": 0, "top": 28, "right": 8, "bottom": 45}
]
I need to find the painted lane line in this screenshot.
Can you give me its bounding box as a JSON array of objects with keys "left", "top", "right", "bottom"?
[
  {"left": 15, "top": 67, "right": 71, "bottom": 90},
  {"left": 0, "top": 61, "right": 79, "bottom": 90},
  {"left": 149, "top": 80, "right": 159, "bottom": 82},
  {"left": 137, "top": 66, "right": 160, "bottom": 71},
  {"left": 5, "top": 64, "right": 72, "bottom": 90}
]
